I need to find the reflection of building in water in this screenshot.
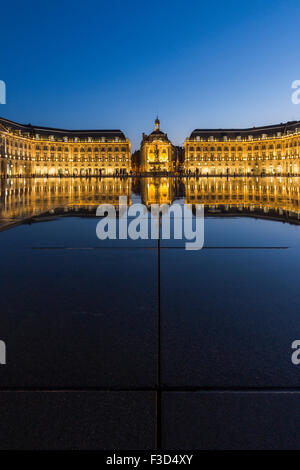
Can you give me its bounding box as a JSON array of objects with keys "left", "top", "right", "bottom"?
[
  {"left": 140, "top": 177, "right": 175, "bottom": 206},
  {"left": 139, "top": 176, "right": 300, "bottom": 222},
  {"left": 0, "top": 178, "right": 132, "bottom": 221},
  {"left": 140, "top": 176, "right": 300, "bottom": 222},
  {"left": 0, "top": 118, "right": 131, "bottom": 177},
  {"left": 140, "top": 118, "right": 175, "bottom": 173},
  {"left": 1, "top": 177, "right": 300, "bottom": 228},
  {"left": 184, "top": 177, "right": 300, "bottom": 222},
  {"left": 185, "top": 122, "right": 300, "bottom": 176}
]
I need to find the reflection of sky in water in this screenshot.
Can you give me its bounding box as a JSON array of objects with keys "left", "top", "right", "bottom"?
[{"left": 0, "top": 177, "right": 300, "bottom": 390}]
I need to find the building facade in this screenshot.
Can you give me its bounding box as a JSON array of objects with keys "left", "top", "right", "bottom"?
[
  {"left": 140, "top": 118, "right": 175, "bottom": 173},
  {"left": 2, "top": 117, "right": 300, "bottom": 177},
  {"left": 185, "top": 121, "right": 300, "bottom": 176},
  {"left": 0, "top": 118, "right": 131, "bottom": 177}
]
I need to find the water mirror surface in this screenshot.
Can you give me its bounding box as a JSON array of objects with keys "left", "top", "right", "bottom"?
[{"left": 0, "top": 176, "right": 300, "bottom": 388}]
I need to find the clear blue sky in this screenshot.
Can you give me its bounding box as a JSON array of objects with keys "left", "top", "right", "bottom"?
[{"left": 1, "top": 0, "right": 300, "bottom": 149}]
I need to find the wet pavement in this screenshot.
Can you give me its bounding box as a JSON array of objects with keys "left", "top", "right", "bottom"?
[{"left": 1, "top": 176, "right": 300, "bottom": 449}]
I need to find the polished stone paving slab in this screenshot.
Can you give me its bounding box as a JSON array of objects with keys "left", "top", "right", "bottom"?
[
  {"left": 162, "top": 391, "right": 300, "bottom": 450},
  {"left": 0, "top": 248, "right": 157, "bottom": 388},
  {"left": 0, "top": 216, "right": 157, "bottom": 248},
  {"left": 161, "top": 216, "right": 300, "bottom": 248},
  {"left": 1, "top": 213, "right": 300, "bottom": 448},
  {"left": 160, "top": 246, "right": 300, "bottom": 387},
  {"left": 0, "top": 391, "right": 155, "bottom": 450}
]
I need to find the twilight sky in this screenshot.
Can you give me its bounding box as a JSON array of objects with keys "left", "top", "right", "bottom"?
[{"left": 1, "top": 0, "right": 300, "bottom": 149}]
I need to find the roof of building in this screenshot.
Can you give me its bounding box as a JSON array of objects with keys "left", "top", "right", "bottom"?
[
  {"left": 189, "top": 121, "right": 300, "bottom": 140},
  {"left": 141, "top": 117, "right": 172, "bottom": 144},
  {"left": 0, "top": 117, "right": 127, "bottom": 140},
  {"left": 149, "top": 128, "right": 167, "bottom": 137},
  {"left": 142, "top": 129, "right": 171, "bottom": 143}
]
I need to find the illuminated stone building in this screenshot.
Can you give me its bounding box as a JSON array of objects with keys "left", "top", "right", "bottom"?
[
  {"left": 0, "top": 118, "right": 131, "bottom": 177},
  {"left": 3, "top": 116, "right": 300, "bottom": 178},
  {"left": 185, "top": 121, "right": 300, "bottom": 176},
  {"left": 140, "top": 118, "right": 175, "bottom": 173}
]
